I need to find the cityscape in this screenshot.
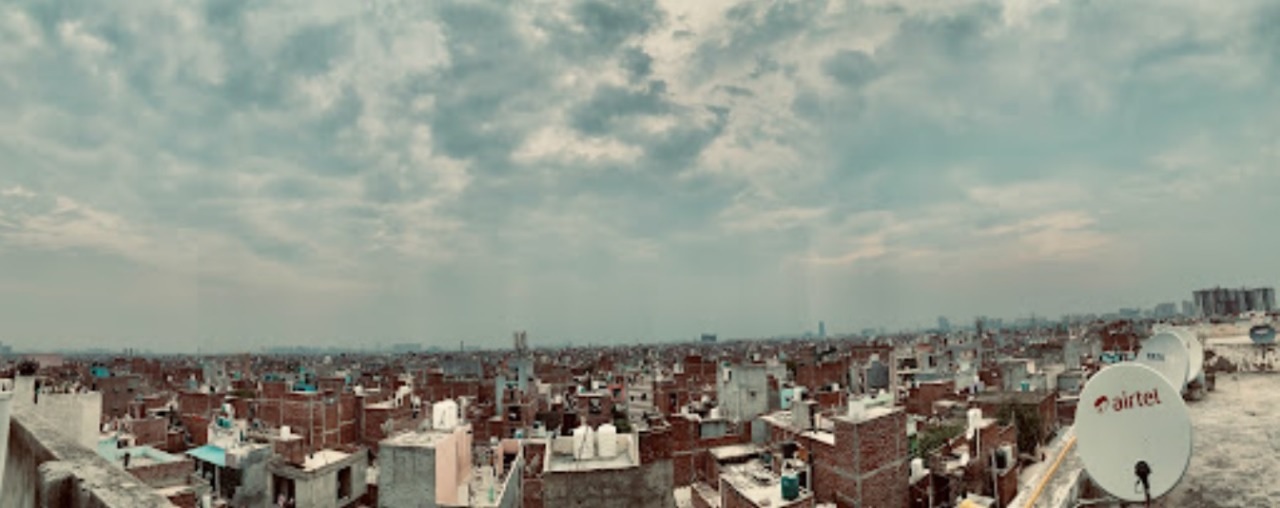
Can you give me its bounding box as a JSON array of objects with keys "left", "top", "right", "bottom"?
[
  {"left": 4, "top": 1, "right": 1280, "bottom": 507},
  {"left": 1, "top": 288, "right": 1276, "bottom": 507}
]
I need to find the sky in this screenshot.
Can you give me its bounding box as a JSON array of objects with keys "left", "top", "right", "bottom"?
[{"left": 2, "top": 0, "right": 1280, "bottom": 352}]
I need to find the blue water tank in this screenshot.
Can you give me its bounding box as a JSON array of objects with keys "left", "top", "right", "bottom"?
[
  {"left": 1251, "top": 324, "right": 1276, "bottom": 344},
  {"left": 781, "top": 473, "right": 800, "bottom": 501}
]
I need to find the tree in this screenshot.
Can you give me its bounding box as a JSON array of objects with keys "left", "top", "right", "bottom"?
[
  {"left": 996, "top": 401, "right": 1043, "bottom": 455},
  {"left": 913, "top": 422, "right": 964, "bottom": 460}
]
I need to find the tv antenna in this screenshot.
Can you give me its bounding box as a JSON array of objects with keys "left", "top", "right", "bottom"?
[{"left": 1075, "top": 363, "right": 1192, "bottom": 506}]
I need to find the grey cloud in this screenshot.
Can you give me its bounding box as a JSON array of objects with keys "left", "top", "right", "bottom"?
[
  {"left": 716, "top": 85, "right": 755, "bottom": 98},
  {"left": 571, "top": 0, "right": 664, "bottom": 53},
  {"left": 429, "top": 2, "right": 551, "bottom": 168},
  {"left": 620, "top": 46, "right": 654, "bottom": 82},
  {"left": 277, "top": 22, "right": 352, "bottom": 76},
  {"left": 640, "top": 105, "right": 730, "bottom": 173},
  {"left": 822, "top": 50, "right": 879, "bottom": 87},
  {"left": 570, "top": 81, "right": 672, "bottom": 135},
  {"left": 693, "top": 0, "right": 829, "bottom": 79}
]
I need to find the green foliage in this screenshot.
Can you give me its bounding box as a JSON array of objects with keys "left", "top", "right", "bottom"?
[
  {"left": 612, "top": 406, "right": 633, "bottom": 433},
  {"left": 996, "top": 401, "right": 1042, "bottom": 454},
  {"left": 913, "top": 422, "right": 965, "bottom": 459}
]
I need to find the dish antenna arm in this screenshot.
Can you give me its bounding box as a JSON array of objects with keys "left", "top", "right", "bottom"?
[{"left": 1134, "top": 460, "right": 1152, "bottom": 506}]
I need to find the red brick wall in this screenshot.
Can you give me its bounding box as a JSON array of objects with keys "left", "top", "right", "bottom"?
[
  {"left": 165, "top": 430, "right": 186, "bottom": 453},
  {"left": 842, "top": 461, "right": 908, "bottom": 508},
  {"left": 129, "top": 417, "right": 168, "bottom": 448},
  {"left": 98, "top": 376, "right": 138, "bottom": 421},
  {"left": 521, "top": 442, "right": 547, "bottom": 508},
  {"left": 167, "top": 491, "right": 197, "bottom": 508},
  {"left": 180, "top": 415, "right": 209, "bottom": 447},
  {"left": 178, "top": 392, "right": 225, "bottom": 418},
  {"left": 814, "top": 391, "right": 845, "bottom": 412},
  {"left": 275, "top": 437, "right": 306, "bottom": 466},
  {"left": 906, "top": 381, "right": 956, "bottom": 416}
]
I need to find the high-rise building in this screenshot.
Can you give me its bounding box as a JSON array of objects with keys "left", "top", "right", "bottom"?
[
  {"left": 1182, "top": 300, "right": 1197, "bottom": 317},
  {"left": 818, "top": 321, "right": 826, "bottom": 338},
  {"left": 700, "top": 333, "right": 717, "bottom": 343},
  {"left": 1193, "top": 287, "right": 1275, "bottom": 317},
  {"left": 1153, "top": 302, "right": 1178, "bottom": 319},
  {"left": 937, "top": 316, "right": 951, "bottom": 332}
]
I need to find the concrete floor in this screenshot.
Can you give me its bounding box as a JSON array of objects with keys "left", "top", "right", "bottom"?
[{"left": 1162, "top": 373, "right": 1280, "bottom": 507}]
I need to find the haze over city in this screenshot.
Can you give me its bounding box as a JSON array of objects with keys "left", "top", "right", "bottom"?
[{"left": 3, "top": 0, "right": 1280, "bottom": 352}]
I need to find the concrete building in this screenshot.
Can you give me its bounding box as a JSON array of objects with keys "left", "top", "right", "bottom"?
[
  {"left": 378, "top": 427, "right": 522, "bottom": 508},
  {"left": 3, "top": 375, "right": 177, "bottom": 507},
  {"left": 761, "top": 401, "right": 910, "bottom": 507},
  {"left": 1194, "top": 286, "right": 1276, "bottom": 317},
  {"left": 377, "top": 423, "right": 482, "bottom": 507},
  {"left": 521, "top": 424, "right": 675, "bottom": 508},
  {"left": 268, "top": 448, "right": 368, "bottom": 508},
  {"left": 716, "top": 362, "right": 771, "bottom": 423}
]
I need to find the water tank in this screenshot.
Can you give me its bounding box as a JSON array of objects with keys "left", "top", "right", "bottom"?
[
  {"left": 966, "top": 408, "right": 983, "bottom": 438},
  {"left": 911, "top": 458, "right": 926, "bottom": 478},
  {"left": 995, "top": 445, "right": 1012, "bottom": 470},
  {"left": 847, "top": 399, "right": 865, "bottom": 419},
  {"left": 597, "top": 424, "right": 618, "bottom": 458},
  {"left": 781, "top": 471, "right": 800, "bottom": 501},
  {"left": 281, "top": 426, "right": 291, "bottom": 438},
  {"left": 572, "top": 425, "right": 594, "bottom": 460},
  {"left": 709, "top": 407, "right": 722, "bottom": 419},
  {"left": 866, "top": 361, "right": 890, "bottom": 391},
  {"left": 435, "top": 399, "right": 459, "bottom": 430}
]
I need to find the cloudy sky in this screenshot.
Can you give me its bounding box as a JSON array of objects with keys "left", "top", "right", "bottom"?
[{"left": 2, "top": 0, "right": 1279, "bottom": 351}]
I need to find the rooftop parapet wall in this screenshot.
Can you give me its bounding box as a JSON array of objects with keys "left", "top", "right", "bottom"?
[{"left": 3, "top": 390, "right": 176, "bottom": 507}]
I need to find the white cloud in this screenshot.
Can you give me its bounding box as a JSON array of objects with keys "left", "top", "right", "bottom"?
[{"left": 3, "top": 0, "right": 1280, "bottom": 345}]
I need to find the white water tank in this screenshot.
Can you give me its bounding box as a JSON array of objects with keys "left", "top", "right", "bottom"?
[
  {"left": 597, "top": 424, "right": 618, "bottom": 458},
  {"left": 281, "top": 426, "right": 291, "bottom": 438},
  {"left": 572, "top": 425, "right": 594, "bottom": 460},
  {"left": 434, "top": 399, "right": 459, "bottom": 430},
  {"left": 966, "top": 408, "right": 983, "bottom": 437},
  {"left": 911, "top": 458, "right": 926, "bottom": 478},
  {"left": 847, "top": 398, "right": 866, "bottom": 419},
  {"left": 709, "top": 407, "right": 722, "bottom": 420}
]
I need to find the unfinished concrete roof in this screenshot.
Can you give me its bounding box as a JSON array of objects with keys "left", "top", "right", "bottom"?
[{"left": 382, "top": 429, "right": 451, "bottom": 448}]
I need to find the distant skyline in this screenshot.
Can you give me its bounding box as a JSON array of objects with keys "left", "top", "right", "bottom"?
[{"left": 3, "top": 0, "right": 1280, "bottom": 352}]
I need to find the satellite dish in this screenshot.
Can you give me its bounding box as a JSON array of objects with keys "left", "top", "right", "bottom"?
[
  {"left": 1136, "top": 332, "right": 1190, "bottom": 390},
  {"left": 1250, "top": 324, "right": 1276, "bottom": 344},
  {"left": 1075, "top": 363, "right": 1192, "bottom": 503},
  {"left": 1171, "top": 328, "right": 1204, "bottom": 383}
]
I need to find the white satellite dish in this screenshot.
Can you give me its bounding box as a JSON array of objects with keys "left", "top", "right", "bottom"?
[
  {"left": 1171, "top": 328, "right": 1204, "bottom": 383},
  {"left": 1075, "top": 363, "right": 1192, "bottom": 503},
  {"left": 1136, "top": 332, "right": 1190, "bottom": 390}
]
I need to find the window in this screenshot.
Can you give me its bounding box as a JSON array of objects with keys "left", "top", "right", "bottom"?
[{"left": 337, "top": 466, "right": 352, "bottom": 500}]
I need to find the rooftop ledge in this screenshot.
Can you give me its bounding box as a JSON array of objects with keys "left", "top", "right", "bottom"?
[{"left": 5, "top": 394, "right": 175, "bottom": 507}]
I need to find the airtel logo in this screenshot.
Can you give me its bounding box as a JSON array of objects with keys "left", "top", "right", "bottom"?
[{"left": 1093, "top": 388, "right": 1163, "bottom": 414}]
